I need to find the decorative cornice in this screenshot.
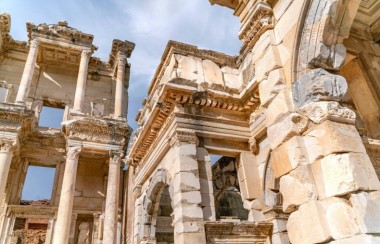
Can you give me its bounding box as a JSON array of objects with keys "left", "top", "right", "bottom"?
[
  {"left": 239, "top": 3, "right": 273, "bottom": 54},
  {"left": 148, "top": 41, "right": 238, "bottom": 96},
  {"left": 26, "top": 21, "right": 96, "bottom": 49},
  {"left": 7, "top": 204, "right": 57, "bottom": 217},
  {"left": 108, "top": 39, "right": 135, "bottom": 67}
]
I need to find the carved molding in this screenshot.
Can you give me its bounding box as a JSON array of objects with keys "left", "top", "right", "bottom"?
[
  {"left": 109, "top": 151, "right": 123, "bottom": 166},
  {"left": 0, "top": 139, "right": 15, "bottom": 153},
  {"left": 66, "top": 146, "right": 82, "bottom": 161},
  {"left": 29, "top": 39, "right": 40, "bottom": 49},
  {"left": 169, "top": 130, "right": 199, "bottom": 147},
  {"left": 81, "top": 49, "right": 92, "bottom": 59}
]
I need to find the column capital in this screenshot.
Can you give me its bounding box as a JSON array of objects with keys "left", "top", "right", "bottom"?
[
  {"left": 169, "top": 130, "right": 199, "bottom": 147},
  {"left": 0, "top": 139, "right": 16, "bottom": 153},
  {"left": 29, "top": 39, "right": 40, "bottom": 49},
  {"left": 109, "top": 151, "right": 123, "bottom": 166},
  {"left": 66, "top": 146, "right": 82, "bottom": 160},
  {"left": 117, "top": 52, "right": 128, "bottom": 67},
  {"left": 81, "top": 49, "right": 92, "bottom": 59}
]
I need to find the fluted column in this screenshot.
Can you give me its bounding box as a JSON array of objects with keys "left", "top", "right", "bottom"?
[
  {"left": 0, "top": 140, "right": 15, "bottom": 200},
  {"left": 52, "top": 146, "right": 81, "bottom": 244},
  {"left": 16, "top": 40, "right": 40, "bottom": 104},
  {"left": 103, "top": 152, "right": 122, "bottom": 243},
  {"left": 73, "top": 49, "right": 92, "bottom": 112},
  {"left": 114, "top": 53, "right": 127, "bottom": 118}
]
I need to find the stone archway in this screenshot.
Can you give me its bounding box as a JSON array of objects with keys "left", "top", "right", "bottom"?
[{"left": 140, "top": 168, "right": 172, "bottom": 243}]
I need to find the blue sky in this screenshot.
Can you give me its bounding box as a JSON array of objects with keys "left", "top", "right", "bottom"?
[{"left": 1, "top": 0, "right": 241, "bottom": 200}]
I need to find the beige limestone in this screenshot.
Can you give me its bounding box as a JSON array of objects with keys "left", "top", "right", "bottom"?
[
  {"left": 311, "top": 153, "right": 380, "bottom": 199},
  {"left": 259, "top": 68, "right": 285, "bottom": 107},
  {"left": 265, "top": 90, "right": 295, "bottom": 127},
  {"left": 73, "top": 50, "right": 91, "bottom": 112},
  {"left": 255, "top": 46, "right": 282, "bottom": 82},
  {"left": 330, "top": 234, "right": 380, "bottom": 244},
  {"left": 203, "top": 59, "right": 224, "bottom": 85},
  {"left": 280, "top": 166, "right": 317, "bottom": 213},
  {"left": 299, "top": 101, "right": 356, "bottom": 124},
  {"left": 287, "top": 200, "right": 331, "bottom": 244},
  {"left": 350, "top": 191, "right": 380, "bottom": 234},
  {"left": 237, "top": 152, "right": 262, "bottom": 200}
]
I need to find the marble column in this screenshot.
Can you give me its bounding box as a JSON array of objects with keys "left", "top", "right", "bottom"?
[
  {"left": 16, "top": 40, "right": 40, "bottom": 104},
  {"left": 114, "top": 53, "right": 127, "bottom": 118},
  {"left": 0, "top": 140, "right": 15, "bottom": 201},
  {"left": 103, "top": 152, "right": 122, "bottom": 243},
  {"left": 73, "top": 49, "right": 92, "bottom": 112},
  {"left": 52, "top": 146, "right": 81, "bottom": 244}
]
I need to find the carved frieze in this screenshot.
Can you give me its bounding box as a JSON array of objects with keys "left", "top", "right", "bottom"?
[
  {"left": 169, "top": 130, "right": 199, "bottom": 147},
  {"left": 63, "top": 116, "right": 131, "bottom": 148}
]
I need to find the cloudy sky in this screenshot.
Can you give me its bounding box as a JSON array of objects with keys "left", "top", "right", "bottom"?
[{"left": 0, "top": 0, "right": 241, "bottom": 199}]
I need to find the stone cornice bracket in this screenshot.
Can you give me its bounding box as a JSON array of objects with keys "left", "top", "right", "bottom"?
[
  {"left": 238, "top": 2, "right": 273, "bottom": 51},
  {"left": 0, "top": 139, "right": 16, "bottom": 153},
  {"left": 66, "top": 146, "right": 82, "bottom": 161},
  {"left": 169, "top": 130, "right": 199, "bottom": 147}
]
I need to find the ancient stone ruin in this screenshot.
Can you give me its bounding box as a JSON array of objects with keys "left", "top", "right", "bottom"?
[{"left": 1, "top": 0, "right": 380, "bottom": 243}]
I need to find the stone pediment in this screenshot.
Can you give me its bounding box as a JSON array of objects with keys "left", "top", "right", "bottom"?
[
  {"left": 62, "top": 116, "right": 131, "bottom": 148},
  {"left": 26, "top": 21, "right": 96, "bottom": 49}
]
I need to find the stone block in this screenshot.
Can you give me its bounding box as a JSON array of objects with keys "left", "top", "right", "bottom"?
[
  {"left": 293, "top": 69, "right": 348, "bottom": 108},
  {"left": 267, "top": 113, "right": 308, "bottom": 149},
  {"left": 259, "top": 68, "right": 286, "bottom": 107},
  {"left": 237, "top": 152, "right": 262, "bottom": 200},
  {"left": 173, "top": 172, "right": 200, "bottom": 194},
  {"left": 271, "top": 219, "right": 287, "bottom": 234},
  {"left": 173, "top": 191, "right": 202, "bottom": 206},
  {"left": 271, "top": 136, "right": 308, "bottom": 178},
  {"left": 311, "top": 153, "right": 380, "bottom": 199},
  {"left": 330, "top": 234, "right": 380, "bottom": 244},
  {"left": 272, "top": 232, "right": 290, "bottom": 244},
  {"left": 175, "top": 54, "right": 202, "bottom": 82},
  {"left": 322, "top": 197, "right": 360, "bottom": 240},
  {"left": 304, "top": 120, "right": 367, "bottom": 163},
  {"left": 287, "top": 200, "right": 331, "bottom": 244},
  {"left": 203, "top": 59, "right": 224, "bottom": 85},
  {"left": 350, "top": 191, "right": 380, "bottom": 234},
  {"left": 243, "top": 199, "right": 262, "bottom": 210},
  {"left": 221, "top": 65, "right": 240, "bottom": 89},
  {"left": 299, "top": 101, "right": 356, "bottom": 124},
  {"left": 265, "top": 90, "right": 295, "bottom": 127},
  {"left": 173, "top": 203, "right": 204, "bottom": 224},
  {"left": 280, "top": 166, "right": 317, "bottom": 213},
  {"left": 256, "top": 46, "right": 282, "bottom": 82}
]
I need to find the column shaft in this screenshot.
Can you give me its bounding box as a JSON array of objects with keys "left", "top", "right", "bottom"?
[
  {"left": 16, "top": 40, "right": 40, "bottom": 103},
  {"left": 52, "top": 146, "right": 81, "bottom": 244},
  {"left": 73, "top": 50, "right": 91, "bottom": 112},
  {"left": 0, "top": 140, "right": 15, "bottom": 200},
  {"left": 103, "top": 153, "right": 121, "bottom": 243},
  {"left": 114, "top": 54, "right": 127, "bottom": 118}
]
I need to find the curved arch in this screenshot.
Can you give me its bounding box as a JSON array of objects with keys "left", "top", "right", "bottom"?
[
  {"left": 262, "top": 153, "right": 282, "bottom": 208},
  {"left": 293, "top": 0, "right": 361, "bottom": 78},
  {"left": 140, "top": 168, "right": 170, "bottom": 241}
]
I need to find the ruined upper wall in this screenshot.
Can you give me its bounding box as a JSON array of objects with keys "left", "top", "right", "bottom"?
[{"left": 0, "top": 13, "right": 134, "bottom": 120}]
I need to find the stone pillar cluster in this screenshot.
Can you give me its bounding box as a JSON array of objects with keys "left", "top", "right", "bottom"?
[
  {"left": 267, "top": 69, "right": 380, "bottom": 243},
  {"left": 16, "top": 40, "right": 40, "bottom": 104},
  {"left": 73, "top": 49, "right": 92, "bottom": 112}
]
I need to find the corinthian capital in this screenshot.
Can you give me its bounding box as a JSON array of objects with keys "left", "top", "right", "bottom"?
[
  {"left": 169, "top": 130, "right": 199, "bottom": 147},
  {"left": 81, "top": 49, "right": 92, "bottom": 59},
  {"left": 66, "top": 146, "right": 82, "bottom": 161},
  {"left": 30, "top": 39, "right": 40, "bottom": 49},
  {"left": 117, "top": 52, "right": 128, "bottom": 67},
  {"left": 0, "top": 139, "right": 16, "bottom": 153},
  {"left": 109, "top": 151, "right": 123, "bottom": 165}
]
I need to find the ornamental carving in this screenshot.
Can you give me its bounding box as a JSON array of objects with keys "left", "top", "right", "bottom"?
[
  {"left": 66, "top": 146, "right": 82, "bottom": 161},
  {"left": 109, "top": 151, "right": 123, "bottom": 166},
  {"left": 169, "top": 131, "right": 199, "bottom": 147},
  {"left": 29, "top": 39, "right": 40, "bottom": 49},
  {"left": 81, "top": 49, "right": 92, "bottom": 59},
  {"left": 239, "top": 3, "right": 273, "bottom": 51},
  {"left": 0, "top": 139, "right": 16, "bottom": 153}
]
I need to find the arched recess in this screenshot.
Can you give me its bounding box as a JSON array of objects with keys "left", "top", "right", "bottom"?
[
  {"left": 140, "top": 168, "right": 173, "bottom": 242},
  {"left": 262, "top": 154, "right": 282, "bottom": 208},
  {"left": 212, "top": 157, "right": 248, "bottom": 220},
  {"left": 293, "top": 0, "right": 362, "bottom": 79}
]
